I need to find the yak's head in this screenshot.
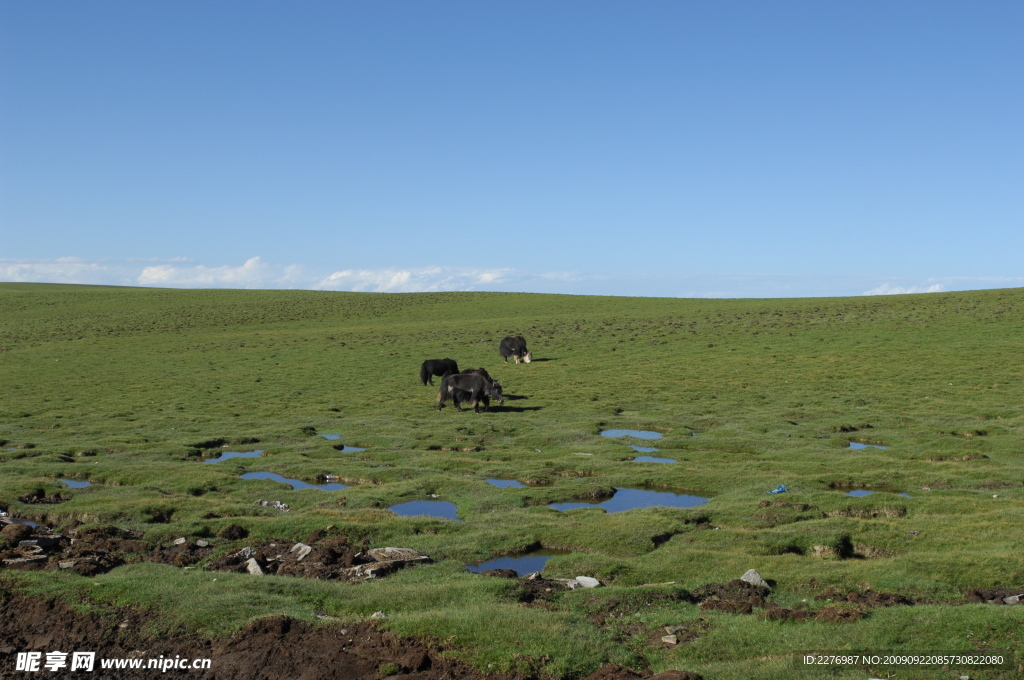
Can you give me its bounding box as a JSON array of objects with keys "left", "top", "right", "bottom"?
[
  {"left": 521, "top": 351, "right": 532, "bottom": 364},
  {"left": 488, "top": 380, "right": 505, "bottom": 403}
]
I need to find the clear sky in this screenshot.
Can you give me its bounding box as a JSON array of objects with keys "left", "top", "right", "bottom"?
[{"left": 1, "top": 1, "right": 1021, "bottom": 297}]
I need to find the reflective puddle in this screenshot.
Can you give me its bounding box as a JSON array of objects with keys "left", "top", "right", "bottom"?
[
  {"left": 632, "top": 455, "right": 677, "bottom": 464},
  {"left": 601, "top": 429, "right": 662, "bottom": 440},
  {"left": 549, "top": 487, "right": 709, "bottom": 513},
  {"left": 631, "top": 445, "right": 660, "bottom": 453},
  {"left": 388, "top": 500, "right": 462, "bottom": 522},
  {"left": 486, "top": 479, "right": 527, "bottom": 488},
  {"left": 5, "top": 518, "right": 40, "bottom": 527},
  {"left": 319, "top": 434, "right": 341, "bottom": 440},
  {"left": 849, "top": 442, "right": 888, "bottom": 450},
  {"left": 333, "top": 444, "right": 366, "bottom": 452},
  {"left": 240, "top": 471, "right": 349, "bottom": 491},
  {"left": 466, "top": 548, "right": 571, "bottom": 575},
  {"left": 204, "top": 450, "right": 263, "bottom": 463},
  {"left": 844, "top": 488, "right": 911, "bottom": 497},
  {"left": 59, "top": 479, "right": 91, "bottom": 488},
  {"left": 847, "top": 489, "right": 874, "bottom": 497}
]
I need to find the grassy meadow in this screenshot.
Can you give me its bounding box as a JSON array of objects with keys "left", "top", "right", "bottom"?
[{"left": 1, "top": 283, "right": 1022, "bottom": 679}]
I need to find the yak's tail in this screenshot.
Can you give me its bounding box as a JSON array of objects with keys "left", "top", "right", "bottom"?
[{"left": 420, "top": 362, "right": 430, "bottom": 385}]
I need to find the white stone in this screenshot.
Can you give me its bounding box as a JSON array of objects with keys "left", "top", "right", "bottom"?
[
  {"left": 245, "top": 558, "right": 264, "bottom": 575},
  {"left": 290, "top": 543, "right": 313, "bottom": 561},
  {"left": 740, "top": 569, "right": 769, "bottom": 589},
  {"left": 173, "top": 537, "right": 187, "bottom": 545},
  {"left": 574, "top": 576, "right": 602, "bottom": 588}
]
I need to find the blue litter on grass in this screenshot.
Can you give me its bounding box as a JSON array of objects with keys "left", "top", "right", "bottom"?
[
  {"left": 388, "top": 500, "right": 462, "bottom": 522},
  {"left": 204, "top": 450, "right": 263, "bottom": 463},
  {"left": 59, "top": 479, "right": 91, "bottom": 488},
  {"left": 766, "top": 484, "right": 788, "bottom": 494},
  {"left": 601, "top": 429, "right": 662, "bottom": 440},
  {"left": 549, "top": 487, "right": 709, "bottom": 513},
  {"left": 240, "top": 471, "right": 348, "bottom": 491},
  {"left": 486, "top": 479, "right": 527, "bottom": 488},
  {"left": 632, "top": 456, "right": 677, "bottom": 464}
]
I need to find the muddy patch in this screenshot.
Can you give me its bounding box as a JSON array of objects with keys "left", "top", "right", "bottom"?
[
  {"left": 388, "top": 500, "right": 462, "bottom": 522},
  {"left": 240, "top": 471, "right": 349, "bottom": 491},
  {"left": 0, "top": 523, "right": 146, "bottom": 576},
  {"left": 0, "top": 590, "right": 518, "bottom": 680},
  {"left": 549, "top": 487, "right": 709, "bottom": 513},
  {"left": 209, "top": 534, "right": 430, "bottom": 583},
  {"left": 815, "top": 587, "right": 914, "bottom": 607},
  {"left": 16, "top": 488, "right": 71, "bottom": 505},
  {"left": 965, "top": 587, "right": 1024, "bottom": 605}
]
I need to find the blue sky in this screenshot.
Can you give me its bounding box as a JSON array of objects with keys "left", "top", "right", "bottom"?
[{"left": 1, "top": 1, "right": 1021, "bottom": 297}]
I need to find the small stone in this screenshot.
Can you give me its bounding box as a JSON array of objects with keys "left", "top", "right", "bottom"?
[
  {"left": 245, "top": 558, "right": 264, "bottom": 575},
  {"left": 574, "top": 576, "right": 602, "bottom": 588},
  {"left": 661, "top": 635, "right": 678, "bottom": 645},
  {"left": 290, "top": 543, "right": 313, "bottom": 561},
  {"left": 58, "top": 561, "right": 77, "bottom": 569},
  {"left": 1003, "top": 595, "right": 1020, "bottom": 605},
  {"left": 367, "top": 547, "right": 427, "bottom": 563},
  {"left": 196, "top": 540, "right": 209, "bottom": 548},
  {"left": 370, "top": 611, "right": 386, "bottom": 619},
  {"left": 173, "top": 537, "right": 186, "bottom": 545},
  {"left": 235, "top": 547, "right": 255, "bottom": 560},
  {"left": 740, "top": 569, "right": 769, "bottom": 589}
]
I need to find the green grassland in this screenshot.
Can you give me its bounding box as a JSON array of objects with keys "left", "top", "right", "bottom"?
[{"left": 1, "top": 283, "right": 1022, "bottom": 679}]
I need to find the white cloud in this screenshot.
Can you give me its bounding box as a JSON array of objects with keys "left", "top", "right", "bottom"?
[
  {"left": 136, "top": 256, "right": 307, "bottom": 288},
  {"left": 0, "top": 258, "right": 129, "bottom": 285},
  {"left": 862, "top": 282, "right": 945, "bottom": 296},
  {"left": 315, "top": 267, "right": 515, "bottom": 293}
]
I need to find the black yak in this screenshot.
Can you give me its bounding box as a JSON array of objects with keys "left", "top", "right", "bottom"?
[
  {"left": 460, "top": 367, "right": 492, "bottom": 381},
  {"left": 437, "top": 372, "right": 504, "bottom": 412},
  {"left": 420, "top": 358, "right": 459, "bottom": 385},
  {"left": 499, "top": 335, "right": 532, "bottom": 364}
]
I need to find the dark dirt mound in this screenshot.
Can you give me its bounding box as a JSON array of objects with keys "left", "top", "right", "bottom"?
[
  {"left": 693, "top": 579, "right": 768, "bottom": 614},
  {"left": 147, "top": 540, "right": 214, "bottom": 568},
  {"left": 17, "top": 488, "right": 71, "bottom": 504},
  {"left": 578, "top": 665, "right": 702, "bottom": 680},
  {"left": 208, "top": 536, "right": 431, "bottom": 583},
  {"left": 966, "top": 588, "right": 1024, "bottom": 604},
  {"left": 514, "top": 573, "right": 569, "bottom": 603},
  {"left": 0, "top": 589, "right": 524, "bottom": 680},
  {"left": 218, "top": 523, "right": 249, "bottom": 539},
  {"left": 816, "top": 587, "right": 914, "bottom": 607}
]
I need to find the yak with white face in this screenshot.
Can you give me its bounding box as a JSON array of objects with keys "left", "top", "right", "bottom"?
[{"left": 499, "top": 335, "right": 532, "bottom": 364}]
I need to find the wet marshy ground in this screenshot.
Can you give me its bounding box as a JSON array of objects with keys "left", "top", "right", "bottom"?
[
  {"left": 240, "top": 471, "right": 349, "bottom": 491},
  {"left": 466, "top": 548, "right": 571, "bottom": 575},
  {"left": 204, "top": 450, "right": 263, "bottom": 463},
  {"left": 485, "top": 478, "right": 527, "bottom": 488},
  {"left": 549, "top": 487, "right": 710, "bottom": 513},
  {"left": 388, "top": 500, "right": 462, "bottom": 522}
]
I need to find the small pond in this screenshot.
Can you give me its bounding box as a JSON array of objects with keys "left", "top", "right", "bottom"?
[
  {"left": 204, "top": 450, "right": 263, "bottom": 463},
  {"left": 849, "top": 442, "right": 888, "bottom": 450},
  {"left": 5, "top": 518, "right": 40, "bottom": 527},
  {"left": 319, "top": 434, "right": 342, "bottom": 440},
  {"left": 632, "top": 455, "right": 677, "bottom": 464},
  {"left": 240, "top": 471, "right": 349, "bottom": 491},
  {"left": 333, "top": 444, "right": 366, "bottom": 452},
  {"left": 601, "top": 429, "right": 662, "bottom": 440},
  {"left": 466, "top": 548, "right": 571, "bottom": 575},
  {"left": 486, "top": 479, "right": 527, "bottom": 488},
  {"left": 549, "top": 487, "right": 709, "bottom": 513},
  {"left": 844, "top": 488, "right": 911, "bottom": 498},
  {"left": 59, "top": 479, "right": 91, "bottom": 488},
  {"left": 388, "top": 500, "right": 462, "bottom": 522},
  {"left": 631, "top": 445, "right": 660, "bottom": 453}
]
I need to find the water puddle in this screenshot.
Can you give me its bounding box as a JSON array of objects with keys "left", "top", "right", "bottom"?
[
  {"left": 240, "top": 471, "right": 349, "bottom": 491},
  {"left": 388, "top": 500, "right": 462, "bottom": 522},
  {"left": 847, "top": 489, "right": 874, "bottom": 497},
  {"left": 466, "top": 548, "right": 571, "bottom": 575},
  {"left": 549, "top": 487, "right": 709, "bottom": 513},
  {"left": 849, "top": 442, "right": 888, "bottom": 450},
  {"left": 632, "top": 455, "right": 677, "bottom": 464},
  {"left": 319, "top": 434, "right": 342, "bottom": 440},
  {"left": 204, "top": 450, "right": 263, "bottom": 463},
  {"left": 59, "top": 479, "right": 91, "bottom": 488},
  {"left": 486, "top": 479, "right": 527, "bottom": 488},
  {"left": 332, "top": 444, "right": 366, "bottom": 452},
  {"left": 5, "top": 518, "right": 40, "bottom": 527},
  {"left": 843, "top": 488, "right": 911, "bottom": 498},
  {"left": 601, "top": 429, "right": 662, "bottom": 440},
  {"left": 631, "top": 445, "right": 660, "bottom": 453}
]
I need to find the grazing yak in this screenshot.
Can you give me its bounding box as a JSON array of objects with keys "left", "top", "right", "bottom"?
[
  {"left": 460, "top": 367, "right": 492, "bottom": 381},
  {"left": 499, "top": 335, "right": 532, "bottom": 364},
  {"left": 419, "top": 358, "right": 459, "bottom": 385},
  {"left": 437, "top": 372, "right": 504, "bottom": 412}
]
